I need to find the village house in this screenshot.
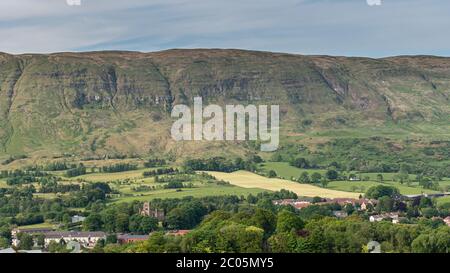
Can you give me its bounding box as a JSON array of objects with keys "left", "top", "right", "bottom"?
[
  {"left": 369, "top": 215, "right": 386, "bottom": 222},
  {"left": 12, "top": 228, "right": 105, "bottom": 248},
  {"left": 272, "top": 198, "right": 377, "bottom": 211},
  {"left": 369, "top": 213, "right": 401, "bottom": 224},
  {"left": 11, "top": 227, "right": 55, "bottom": 246},
  {"left": 71, "top": 215, "right": 86, "bottom": 224},
  {"left": 11, "top": 227, "right": 54, "bottom": 238},
  {"left": 359, "top": 199, "right": 377, "bottom": 211},
  {"left": 117, "top": 234, "right": 149, "bottom": 244},
  {"left": 272, "top": 199, "right": 312, "bottom": 210},
  {"left": 322, "top": 198, "right": 377, "bottom": 211},
  {"left": 333, "top": 211, "right": 349, "bottom": 218},
  {"left": 43, "top": 231, "right": 106, "bottom": 248}
]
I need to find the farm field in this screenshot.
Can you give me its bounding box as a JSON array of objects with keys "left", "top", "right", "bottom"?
[
  {"left": 67, "top": 168, "right": 159, "bottom": 182},
  {"left": 358, "top": 172, "right": 415, "bottom": 181},
  {"left": 111, "top": 184, "right": 267, "bottom": 203},
  {"left": 260, "top": 162, "right": 444, "bottom": 195},
  {"left": 61, "top": 169, "right": 268, "bottom": 203},
  {"left": 0, "top": 166, "right": 267, "bottom": 203},
  {"left": 207, "top": 171, "right": 361, "bottom": 199},
  {"left": 5, "top": 161, "right": 448, "bottom": 204},
  {"left": 259, "top": 162, "right": 327, "bottom": 179},
  {"left": 327, "top": 181, "right": 439, "bottom": 195}
]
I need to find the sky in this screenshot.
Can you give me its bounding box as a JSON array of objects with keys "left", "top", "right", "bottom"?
[{"left": 1, "top": 0, "right": 450, "bottom": 57}]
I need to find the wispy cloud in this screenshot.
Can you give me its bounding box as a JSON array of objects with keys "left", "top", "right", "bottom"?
[{"left": 1, "top": 0, "right": 450, "bottom": 57}]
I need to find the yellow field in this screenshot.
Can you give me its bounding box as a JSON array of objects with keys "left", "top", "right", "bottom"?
[{"left": 207, "top": 171, "right": 362, "bottom": 199}]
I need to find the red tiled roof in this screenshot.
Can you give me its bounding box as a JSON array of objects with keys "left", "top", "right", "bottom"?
[{"left": 167, "top": 230, "right": 190, "bottom": 236}]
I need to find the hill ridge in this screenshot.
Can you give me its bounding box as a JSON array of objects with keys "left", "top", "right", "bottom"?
[{"left": 0, "top": 49, "right": 449, "bottom": 158}]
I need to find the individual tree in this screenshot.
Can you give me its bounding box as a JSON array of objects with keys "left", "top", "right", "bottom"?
[
  {"left": 376, "top": 196, "right": 394, "bottom": 212},
  {"left": 311, "top": 172, "right": 322, "bottom": 184},
  {"left": 139, "top": 217, "right": 159, "bottom": 234},
  {"left": 268, "top": 170, "right": 277, "bottom": 178},
  {"left": 216, "top": 223, "right": 264, "bottom": 253},
  {"left": 291, "top": 157, "right": 310, "bottom": 168},
  {"left": 276, "top": 210, "right": 304, "bottom": 233},
  {"left": 321, "top": 178, "right": 330, "bottom": 188},
  {"left": 165, "top": 201, "right": 207, "bottom": 229},
  {"left": 18, "top": 233, "right": 34, "bottom": 250},
  {"left": 325, "top": 170, "right": 339, "bottom": 180},
  {"left": 145, "top": 232, "right": 168, "bottom": 253},
  {"left": 376, "top": 174, "right": 384, "bottom": 182},
  {"left": 249, "top": 208, "right": 277, "bottom": 238},
  {"left": 420, "top": 208, "right": 439, "bottom": 218},
  {"left": 36, "top": 233, "right": 45, "bottom": 248},
  {"left": 419, "top": 197, "right": 433, "bottom": 209},
  {"left": 298, "top": 172, "right": 310, "bottom": 183},
  {"left": 115, "top": 213, "right": 130, "bottom": 233},
  {"left": 0, "top": 237, "right": 10, "bottom": 249},
  {"left": 256, "top": 198, "right": 277, "bottom": 212},
  {"left": 365, "top": 185, "right": 400, "bottom": 200},
  {"left": 344, "top": 204, "right": 355, "bottom": 215},
  {"left": 106, "top": 234, "right": 118, "bottom": 244},
  {"left": 83, "top": 213, "right": 103, "bottom": 231},
  {"left": 48, "top": 241, "right": 64, "bottom": 253},
  {"left": 268, "top": 232, "right": 297, "bottom": 253}
]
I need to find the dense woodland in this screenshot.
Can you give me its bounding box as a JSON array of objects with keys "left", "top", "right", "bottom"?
[{"left": 92, "top": 191, "right": 450, "bottom": 253}]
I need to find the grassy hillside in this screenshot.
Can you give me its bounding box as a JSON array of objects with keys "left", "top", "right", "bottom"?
[{"left": 0, "top": 50, "right": 450, "bottom": 164}]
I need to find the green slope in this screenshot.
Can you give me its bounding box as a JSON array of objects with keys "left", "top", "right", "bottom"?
[{"left": 0, "top": 49, "right": 449, "bottom": 166}]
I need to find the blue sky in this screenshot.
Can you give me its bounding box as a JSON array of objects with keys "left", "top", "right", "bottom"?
[{"left": 1, "top": 0, "right": 450, "bottom": 57}]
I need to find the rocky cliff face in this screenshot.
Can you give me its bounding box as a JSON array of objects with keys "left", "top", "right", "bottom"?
[{"left": 0, "top": 49, "right": 449, "bottom": 157}]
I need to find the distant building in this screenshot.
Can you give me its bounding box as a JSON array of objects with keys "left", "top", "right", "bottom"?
[
  {"left": 11, "top": 227, "right": 55, "bottom": 246},
  {"left": 11, "top": 227, "right": 54, "bottom": 238},
  {"left": 272, "top": 198, "right": 377, "bottom": 211},
  {"left": 369, "top": 213, "right": 400, "bottom": 224},
  {"left": 117, "top": 234, "right": 149, "bottom": 244},
  {"left": 360, "top": 200, "right": 373, "bottom": 211},
  {"left": 403, "top": 193, "right": 450, "bottom": 201},
  {"left": 369, "top": 215, "right": 385, "bottom": 222},
  {"left": 272, "top": 199, "right": 312, "bottom": 210},
  {"left": 444, "top": 216, "right": 450, "bottom": 227},
  {"left": 43, "top": 231, "right": 106, "bottom": 248},
  {"left": 71, "top": 215, "right": 86, "bottom": 224},
  {"left": 140, "top": 202, "right": 165, "bottom": 221},
  {"left": 11, "top": 227, "right": 105, "bottom": 249},
  {"left": 333, "top": 211, "right": 348, "bottom": 218},
  {"left": 391, "top": 215, "right": 401, "bottom": 224},
  {"left": 166, "top": 230, "right": 190, "bottom": 236},
  {"left": 323, "top": 198, "right": 377, "bottom": 211}
]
